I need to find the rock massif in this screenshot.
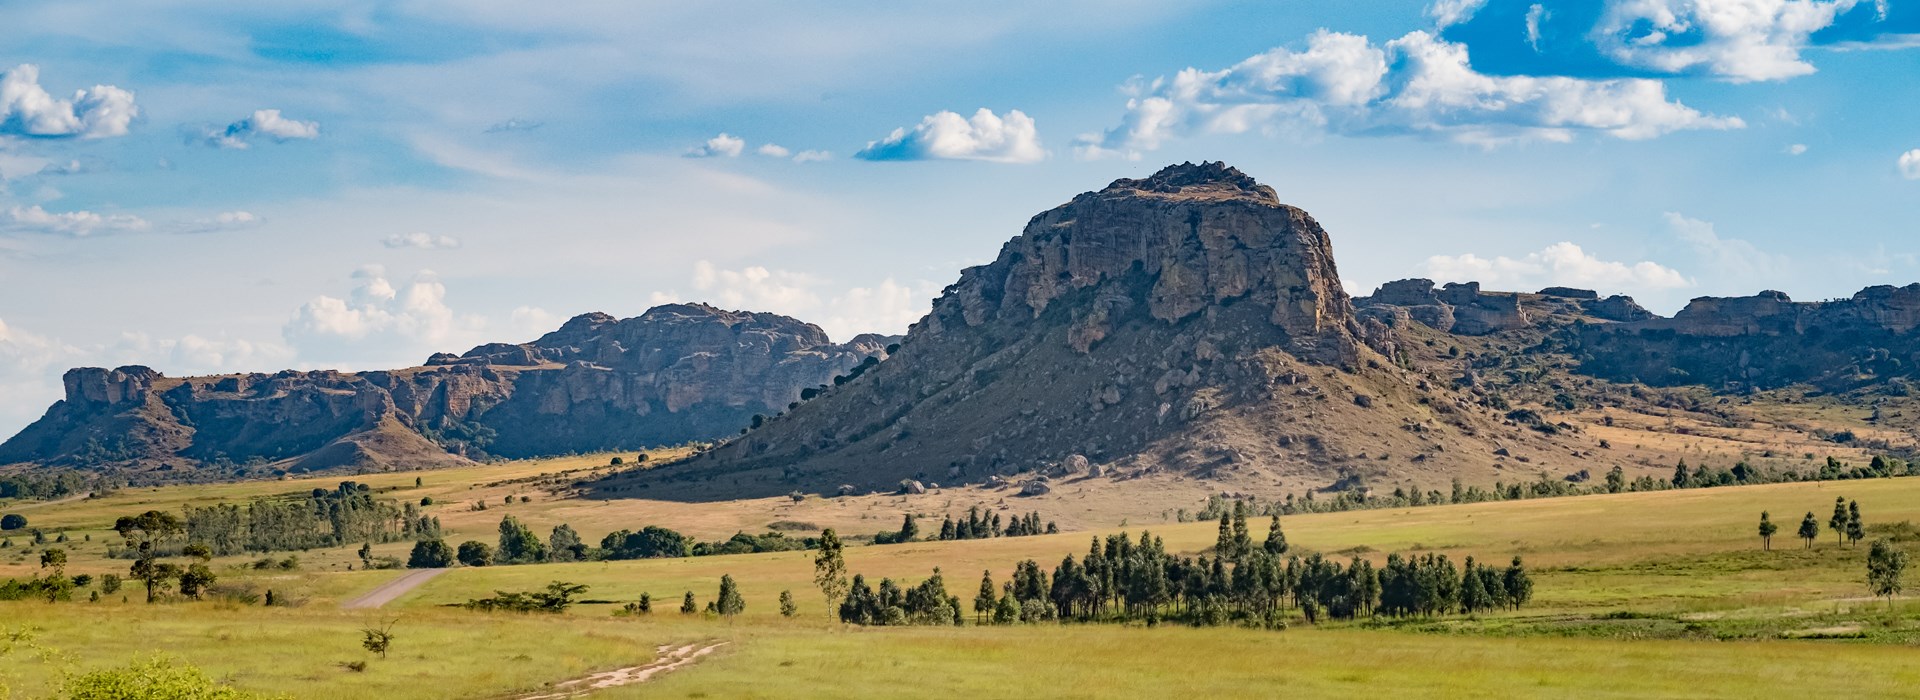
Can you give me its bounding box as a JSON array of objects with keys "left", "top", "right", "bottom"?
[
  {"left": 616, "top": 163, "right": 1587, "bottom": 499},
  {"left": 0, "top": 304, "right": 889, "bottom": 476}
]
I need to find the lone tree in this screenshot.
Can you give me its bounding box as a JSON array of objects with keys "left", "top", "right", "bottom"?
[
  {"left": 813, "top": 529, "right": 849, "bottom": 616},
  {"left": 115, "top": 510, "right": 185, "bottom": 603},
  {"left": 1798, "top": 512, "right": 1820, "bottom": 548},
  {"left": 408, "top": 539, "right": 455, "bottom": 568},
  {"left": 456, "top": 540, "right": 493, "bottom": 567},
  {"left": 680, "top": 591, "right": 698, "bottom": 614},
  {"left": 1867, "top": 539, "right": 1907, "bottom": 602},
  {"left": 361, "top": 619, "right": 397, "bottom": 659},
  {"left": 1846, "top": 501, "right": 1865, "bottom": 547},
  {"left": 1757, "top": 511, "right": 1779, "bottom": 551},
  {"left": 717, "top": 574, "right": 745, "bottom": 616},
  {"left": 779, "top": 590, "right": 798, "bottom": 617},
  {"left": 898, "top": 513, "right": 919, "bottom": 542},
  {"left": 1830, "top": 497, "right": 1849, "bottom": 545}
]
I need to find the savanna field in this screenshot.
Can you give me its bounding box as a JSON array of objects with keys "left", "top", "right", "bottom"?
[{"left": 4, "top": 453, "right": 1918, "bottom": 699}]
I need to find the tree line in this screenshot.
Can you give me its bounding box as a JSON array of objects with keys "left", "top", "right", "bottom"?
[
  {"left": 170, "top": 481, "right": 436, "bottom": 557},
  {"left": 407, "top": 516, "right": 820, "bottom": 569},
  {"left": 934, "top": 508, "right": 1056, "bottom": 541}
]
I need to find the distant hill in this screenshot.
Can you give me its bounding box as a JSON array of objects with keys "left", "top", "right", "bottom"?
[{"left": 0, "top": 304, "right": 893, "bottom": 480}]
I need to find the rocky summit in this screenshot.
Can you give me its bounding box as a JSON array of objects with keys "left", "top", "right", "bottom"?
[
  {"left": 0, "top": 304, "right": 890, "bottom": 478},
  {"left": 610, "top": 162, "right": 1612, "bottom": 499}
]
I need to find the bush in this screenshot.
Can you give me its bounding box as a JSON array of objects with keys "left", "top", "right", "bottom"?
[
  {"left": 0, "top": 514, "right": 25, "bottom": 531},
  {"left": 408, "top": 539, "right": 456, "bottom": 568},
  {"left": 456, "top": 541, "right": 493, "bottom": 567},
  {"left": 63, "top": 655, "right": 283, "bottom": 699}
]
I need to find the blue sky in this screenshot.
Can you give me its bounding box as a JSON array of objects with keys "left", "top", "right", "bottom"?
[{"left": 1, "top": 0, "right": 1917, "bottom": 438}]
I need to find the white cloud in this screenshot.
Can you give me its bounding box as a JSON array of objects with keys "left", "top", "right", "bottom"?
[
  {"left": 792, "top": 149, "right": 831, "bottom": 163},
  {"left": 0, "top": 64, "right": 138, "bottom": 139},
  {"left": 283, "top": 265, "right": 485, "bottom": 366},
  {"left": 1592, "top": 0, "right": 1860, "bottom": 83},
  {"left": 1423, "top": 241, "right": 1692, "bottom": 294},
  {"left": 1787, "top": 143, "right": 1808, "bottom": 155},
  {"left": 2, "top": 204, "right": 149, "bottom": 237},
  {"left": 757, "top": 143, "right": 792, "bottom": 158},
  {"left": 1664, "top": 211, "right": 1787, "bottom": 281},
  {"left": 1429, "top": 0, "right": 1489, "bottom": 27},
  {"left": 382, "top": 232, "right": 463, "bottom": 249},
  {"left": 856, "top": 108, "right": 1046, "bottom": 163},
  {"left": 1900, "top": 149, "right": 1920, "bottom": 179},
  {"left": 179, "top": 210, "right": 261, "bottom": 234},
  {"left": 651, "top": 260, "right": 933, "bottom": 341},
  {"left": 1078, "top": 29, "right": 1741, "bottom": 157},
  {"left": 685, "top": 132, "right": 746, "bottom": 158},
  {"left": 1524, "top": 3, "right": 1548, "bottom": 50},
  {"left": 202, "top": 109, "right": 320, "bottom": 149}
]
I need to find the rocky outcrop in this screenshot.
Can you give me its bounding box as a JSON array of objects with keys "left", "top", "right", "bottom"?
[
  {"left": 613, "top": 163, "right": 1554, "bottom": 498},
  {"left": 1572, "top": 284, "right": 1920, "bottom": 389},
  {"left": 0, "top": 304, "right": 890, "bottom": 476},
  {"left": 1356, "top": 279, "right": 1529, "bottom": 335}
]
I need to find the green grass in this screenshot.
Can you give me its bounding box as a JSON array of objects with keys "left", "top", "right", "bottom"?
[{"left": 5, "top": 473, "right": 1920, "bottom": 697}]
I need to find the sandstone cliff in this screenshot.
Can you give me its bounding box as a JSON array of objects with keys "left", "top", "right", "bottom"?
[
  {"left": 612, "top": 163, "right": 1595, "bottom": 499},
  {"left": 0, "top": 304, "right": 889, "bottom": 477}
]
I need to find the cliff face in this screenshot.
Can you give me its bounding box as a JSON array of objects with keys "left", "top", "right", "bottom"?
[
  {"left": 1571, "top": 285, "right": 1920, "bottom": 389},
  {"left": 0, "top": 304, "right": 889, "bottom": 476},
  {"left": 618, "top": 163, "right": 1582, "bottom": 499}
]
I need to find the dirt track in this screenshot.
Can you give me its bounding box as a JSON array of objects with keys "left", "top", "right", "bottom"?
[{"left": 341, "top": 568, "right": 446, "bottom": 609}]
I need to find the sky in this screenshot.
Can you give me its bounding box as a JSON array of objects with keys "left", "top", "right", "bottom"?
[{"left": 1, "top": 0, "right": 1917, "bottom": 439}]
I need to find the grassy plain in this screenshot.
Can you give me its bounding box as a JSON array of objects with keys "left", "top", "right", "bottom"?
[{"left": 4, "top": 462, "right": 1920, "bottom": 698}]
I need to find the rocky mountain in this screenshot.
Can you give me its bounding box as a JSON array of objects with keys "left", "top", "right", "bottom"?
[
  {"left": 609, "top": 163, "right": 1613, "bottom": 499},
  {"left": 0, "top": 304, "right": 891, "bottom": 478}
]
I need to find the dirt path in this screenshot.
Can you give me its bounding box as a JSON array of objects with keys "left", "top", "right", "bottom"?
[
  {"left": 5, "top": 492, "right": 92, "bottom": 511},
  {"left": 341, "top": 568, "right": 446, "bottom": 609},
  {"left": 514, "top": 641, "right": 729, "bottom": 699}
]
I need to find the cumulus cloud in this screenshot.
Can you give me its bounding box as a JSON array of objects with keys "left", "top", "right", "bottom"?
[
  {"left": 2, "top": 204, "right": 149, "bottom": 237},
  {"left": 382, "top": 232, "right": 462, "bottom": 249},
  {"left": 0, "top": 64, "right": 138, "bottom": 139},
  {"left": 1590, "top": 0, "right": 1863, "bottom": 82},
  {"left": 202, "top": 109, "right": 320, "bottom": 149},
  {"left": 856, "top": 108, "right": 1046, "bottom": 163},
  {"left": 1901, "top": 148, "right": 1920, "bottom": 179},
  {"left": 282, "top": 265, "right": 484, "bottom": 365},
  {"left": 650, "top": 260, "right": 934, "bottom": 341},
  {"left": 792, "top": 149, "right": 832, "bottom": 163},
  {"left": 685, "top": 133, "right": 746, "bottom": 158},
  {"left": 757, "top": 143, "right": 792, "bottom": 158},
  {"left": 1077, "top": 29, "right": 1740, "bottom": 157},
  {"left": 1423, "top": 241, "right": 1692, "bottom": 294}
]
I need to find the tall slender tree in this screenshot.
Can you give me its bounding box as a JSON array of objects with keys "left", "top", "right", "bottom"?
[
  {"left": 1263, "top": 514, "right": 1289, "bottom": 555},
  {"left": 813, "top": 529, "right": 849, "bottom": 616},
  {"left": 1830, "top": 497, "right": 1849, "bottom": 545},
  {"left": 1757, "top": 511, "right": 1778, "bottom": 551},
  {"left": 974, "top": 570, "right": 996, "bottom": 624},
  {"left": 1846, "top": 501, "right": 1865, "bottom": 547},
  {"left": 1798, "top": 512, "right": 1820, "bottom": 548}
]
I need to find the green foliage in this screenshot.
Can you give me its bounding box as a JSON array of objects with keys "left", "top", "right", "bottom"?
[
  {"left": 176, "top": 482, "right": 427, "bottom": 557},
  {"left": 495, "top": 516, "right": 547, "bottom": 565},
  {"left": 1757, "top": 511, "right": 1779, "bottom": 550},
  {"left": 360, "top": 620, "right": 397, "bottom": 659},
  {"left": 813, "top": 529, "right": 848, "bottom": 615},
  {"left": 935, "top": 508, "right": 1050, "bottom": 540},
  {"left": 546, "top": 524, "right": 585, "bottom": 562},
  {"left": 716, "top": 575, "right": 745, "bottom": 616},
  {"left": 599, "top": 526, "right": 692, "bottom": 559},
  {"left": 0, "top": 514, "right": 26, "bottom": 531},
  {"left": 1867, "top": 539, "right": 1907, "bottom": 600},
  {"left": 463, "top": 582, "right": 588, "bottom": 613},
  {"left": 680, "top": 591, "right": 697, "bottom": 614},
  {"left": 1798, "top": 512, "right": 1821, "bottom": 547},
  {"left": 61, "top": 655, "right": 284, "bottom": 699},
  {"left": 837, "top": 569, "right": 960, "bottom": 626},
  {"left": 456, "top": 541, "right": 493, "bottom": 567},
  {"left": 779, "top": 589, "right": 797, "bottom": 617},
  {"left": 407, "top": 539, "right": 456, "bottom": 569}
]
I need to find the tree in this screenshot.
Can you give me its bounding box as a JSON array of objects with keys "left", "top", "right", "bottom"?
[
  {"left": 1797, "top": 512, "right": 1820, "bottom": 548},
  {"left": 1846, "top": 501, "right": 1865, "bottom": 547},
  {"left": 496, "top": 516, "right": 547, "bottom": 564},
  {"left": 974, "top": 570, "right": 996, "bottom": 624},
  {"left": 1671, "top": 460, "right": 1690, "bottom": 488},
  {"left": 456, "top": 540, "right": 493, "bottom": 567},
  {"left": 680, "top": 591, "right": 698, "bottom": 614},
  {"left": 1866, "top": 539, "right": 1907, "bottom": 601},
  {"left": 813, "top": 529, "right": 849, "bottom": 615},
  {"left": 1263, "top": 514, "right": 1289, "bottom": 555},
  {"left": 0, "top": 514, "right": 24, "bottom": 531},
  {"left": 178, "top": 563, "right": 217, "bottom": 599},
  {"left": 1830, "top": 497, "right": 1849, "bottom": 545},
  {"left": 1215, "top": 512, "right": 1234, "bottom": 558},
  {"left": 361, "top": 620, "right": 397, "bottom": 659},
  {"left": 408, "top": 539, "right": 455, "bottom": 568},
  {"left": 1757, "top": 511, "right": 1778, "bottom": 551},
  {"left": 717, "top": 574, "right": 745, "bottom": 616},
  {"left": 1605, "top": 466, "right": 1626, "bottom": 494},
  {"left": 779, "top": 589, "right": 798, "bottom": 617},
  {"left": 1229, "top": 501, "right": 1253, "bottom": 560},
  {"left": 898, "top": 513, "right": 919, "bottom": 542},
  {"left": 548, "top": 524, "right": 586, "bottom": 562},
  {"left": 116, "top": 510, "right": 185, "bottom": 603},
  {"left": 1502, "top": 557, "right": 1532, "bottom": 610}
]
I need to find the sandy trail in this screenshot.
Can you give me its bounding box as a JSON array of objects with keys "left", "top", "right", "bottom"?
[
  {"left": 514, "top": 641, "right": 729, "bottom": 699},
  {"left": 341, "top": 568, "right": 446, "bottom": 609}
]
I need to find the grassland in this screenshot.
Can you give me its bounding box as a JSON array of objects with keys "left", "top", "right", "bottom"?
[{"left": 5, "top": 465, "right": 1920, "bottom": 698}]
